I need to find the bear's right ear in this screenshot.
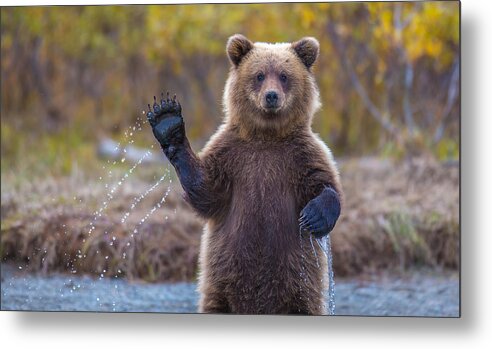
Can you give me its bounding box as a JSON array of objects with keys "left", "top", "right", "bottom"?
[{"left": 226, "top": 34, "right": 254, "bottom": 68}]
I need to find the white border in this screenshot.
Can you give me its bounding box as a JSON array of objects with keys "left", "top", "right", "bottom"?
[{"left": 1, "top": 1, "right": 492, "bottom": 348}]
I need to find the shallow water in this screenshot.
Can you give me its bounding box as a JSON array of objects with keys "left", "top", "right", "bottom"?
[{"left": 0, "top": 264, "right": 459, "bottom": 316}]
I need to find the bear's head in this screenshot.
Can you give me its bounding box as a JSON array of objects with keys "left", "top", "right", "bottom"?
[{"left": 223, "top": 34, "right": 321, "bottom": 138}]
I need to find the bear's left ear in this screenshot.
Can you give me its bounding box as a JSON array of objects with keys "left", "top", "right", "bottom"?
[
  {"left": 227, "top": 34, "right": 254, "bottom": 68},
  {"left": 292, "top": 37, "right": 319, "bottom": 69}
]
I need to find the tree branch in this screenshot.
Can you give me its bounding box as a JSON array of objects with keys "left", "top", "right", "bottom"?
[
  {"left": 395, "top": 3, "right": 417, "bottom": 135},
  {"left": 326, "top": 22, "right": 400, "bottom": 138},
  {"left": 433, "top": 56, "right": 460, "bottom": 143}
]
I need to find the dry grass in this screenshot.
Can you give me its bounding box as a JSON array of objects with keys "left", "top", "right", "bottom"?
[
  {"left": 1, "top": 157, "right": 459, "bottom": 281},
  {"left": 332, "top": 157, "right": 459, "bottom": 275},
  {"left": 1, "top": 169, "right": 203, "bottom": 282}
]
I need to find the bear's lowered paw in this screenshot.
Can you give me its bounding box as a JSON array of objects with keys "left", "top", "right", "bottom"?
[
  {"left": 299, "top": 186, "right": 341, "bottom": 239},
  {"left": 146, "top": 92, "right": 185, "bottom": 159}
]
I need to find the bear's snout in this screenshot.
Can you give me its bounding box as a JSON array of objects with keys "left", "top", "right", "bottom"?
[{"left": 265, "top": 91, "right": 279, "bottom": 109}]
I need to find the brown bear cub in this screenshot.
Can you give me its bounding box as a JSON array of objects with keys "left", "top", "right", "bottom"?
[{"left": 146, "top": 34, "right": 342, "bottom": 315}]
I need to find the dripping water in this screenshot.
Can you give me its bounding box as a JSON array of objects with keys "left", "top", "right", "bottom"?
[
  {"left": 129, "top": 173, "right": 173, "bottom": 237},
  {"left": 298, "top": 227, "right": 308, "bottom": 313},
  {"left": 316, "top": 235, "right": 336, "bottom": 315},
  {"left": 309, "top": 234, "right": 320, "bottom": 268},
  {"left": 89, "top": 118, "right": 148, "bottom": 231},
  {"left": 120, "top": 167, "right": 171, "bottom": 224},
  {"left": 83, "top": 115, "right": 170, "bottom": 310},
  {"left": 86, "top": 150, "right": 151, "bottom": 238}
]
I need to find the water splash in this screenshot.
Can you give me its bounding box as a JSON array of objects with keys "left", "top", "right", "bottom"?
[
  {"left": 12, "top": 113, "right": 177, "bottom": 311},
  {"left": 130, "top": 179, "right": 173, "bottom": 237},
  {"left": 122, "top": 116, "right": 144, "bottom": 145},
  {"left": 86, "top": 150, "right": 151, "bottom": 237},
  {"left": 120, "top": 167, "right": 171, "bottom": 224},
  {"left": 316, "top": 235, "right": 336, "bottom": 315}
]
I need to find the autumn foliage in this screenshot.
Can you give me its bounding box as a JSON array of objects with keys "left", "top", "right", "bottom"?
[{"left": 1, "top": 2, "right": 459, "bottom": 162}]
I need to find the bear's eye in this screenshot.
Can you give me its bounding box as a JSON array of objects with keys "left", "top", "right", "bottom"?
[
  {"left": 256, "top": 73, "right": 265, "bottom": 82},
  {"left": 280, "top": 73, "right": 288, "bottom": 83}
]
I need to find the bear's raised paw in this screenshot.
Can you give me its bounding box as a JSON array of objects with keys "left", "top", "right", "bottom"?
[{"left": 146, "top": 92, "right": 186, "bottom": 158}]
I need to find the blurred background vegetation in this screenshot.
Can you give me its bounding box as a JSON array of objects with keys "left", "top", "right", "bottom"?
[{"left": 1, "top": 2, "right": 459, "bottom": 180}]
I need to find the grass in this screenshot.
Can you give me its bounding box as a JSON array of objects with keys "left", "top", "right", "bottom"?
[{"left": 332, "top": 157, "right": 459, "bottom": 275}]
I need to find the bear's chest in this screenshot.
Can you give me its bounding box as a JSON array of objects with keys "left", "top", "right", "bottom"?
[
  {"left": 219, "top": 142, "right": 301, "bottom": 240},
  {"left": 228, "top": 142, "right": 298, "bottom": 197}
]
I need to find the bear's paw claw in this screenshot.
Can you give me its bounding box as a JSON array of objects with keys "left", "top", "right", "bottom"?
[{"left": 146, "top": 92, "right": 185, "bottom": 151}]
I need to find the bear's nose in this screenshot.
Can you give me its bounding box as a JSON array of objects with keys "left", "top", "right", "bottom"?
[{"left": 265, "top": 91, "right": 278, "bottom": 108}]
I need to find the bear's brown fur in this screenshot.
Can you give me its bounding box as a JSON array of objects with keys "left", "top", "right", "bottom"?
[{"left": 189, "top": 34, "right": 343, "bottom": 314}]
